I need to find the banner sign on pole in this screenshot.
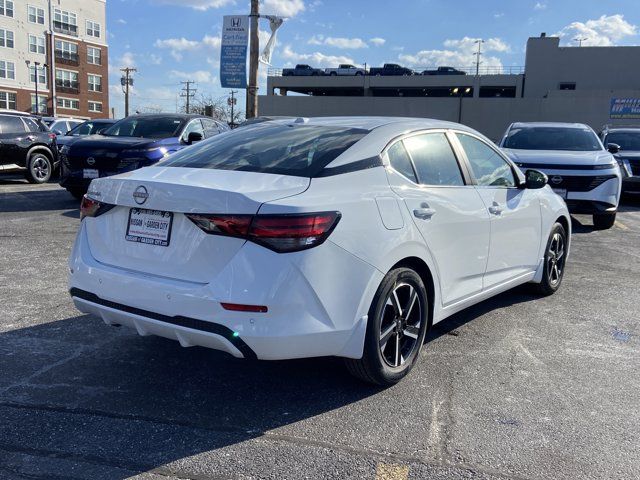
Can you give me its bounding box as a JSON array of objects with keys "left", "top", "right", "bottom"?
[
  {"left": 220, "top": 15, "right": 249, "bottom": 89},
  {"left": 610, "top": 98, "right": 640, "bottom": 119}
]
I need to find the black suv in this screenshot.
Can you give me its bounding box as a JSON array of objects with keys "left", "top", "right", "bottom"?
[
  {"left": 600, "top": 125, "right": 640, "bottom": 195},
  {"left": 0, "top": 111, "right": 58, "bottom": 183}
]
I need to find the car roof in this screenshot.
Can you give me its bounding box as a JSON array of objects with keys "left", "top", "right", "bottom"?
[
  {"left": 0, "top": 109, "right": 34, "bottom": 117},
  {"left": 265, "top": 116, "right": 477, "bottom": 133},
  {"left": 603, "top": 126, "right": 640, "bottom": 132},
  {"left": 510, "top": 122, "right": 591, "bottom": 130},
  {"left": 124, "top": 113, "right": 204, "bottom": 120}
]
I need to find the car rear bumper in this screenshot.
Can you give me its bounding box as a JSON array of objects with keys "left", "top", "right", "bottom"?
[{"left": 68, "top": 223, "right": 382, "bottom": 361}]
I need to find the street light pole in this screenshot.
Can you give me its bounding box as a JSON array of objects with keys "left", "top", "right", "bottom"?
[{"left": 246, "top": 0, "right": 259, "bottom": 119}]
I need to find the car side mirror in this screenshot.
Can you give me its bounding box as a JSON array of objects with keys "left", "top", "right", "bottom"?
[
  {"left": 186, "top": 131, "right": 203, "bottom": 145},
  {"left": 524, "top": 169, "right": 548, "bottom": 189},
  {"left": 607, "top": 143, "right": 621, "bottom": 154}
]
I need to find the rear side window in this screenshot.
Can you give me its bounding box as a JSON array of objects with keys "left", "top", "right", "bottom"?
[
  {"left": 23, "top": 117, "right": 41, "bottom": 132},
  {"left": 161, "top": 123, "right": 368, "bottom": 177},
  {"left": 387, "top": 141, "right": 417, "bottom": 183},
  {"left": 457, "top": 134, "right": 515, "bottom": 187},
  {"left": 403, "top": 133, "right": 464, "bottom": 186},
  {"left": 0, "top": 115, "right": 26, "bottom": 134}
]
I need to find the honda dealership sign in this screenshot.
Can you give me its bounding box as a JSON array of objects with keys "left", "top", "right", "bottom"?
[{"left": 220, "top": 15, "right": 249, "bottom": 89}]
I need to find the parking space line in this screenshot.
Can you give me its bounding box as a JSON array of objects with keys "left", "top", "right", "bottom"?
[
  {"left": 615, "top": 221, "right": 629, "bottom": 231},
  {"left": 375, "top": 462, "right": 409, "bottom": 480}
]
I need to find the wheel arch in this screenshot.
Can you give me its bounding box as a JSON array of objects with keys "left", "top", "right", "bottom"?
[
  {"left": 26, "top": 145, "right": 55, "bottom": 164},
  {"left": 391, "top": 256, "right": 435, "bottom": 331}
]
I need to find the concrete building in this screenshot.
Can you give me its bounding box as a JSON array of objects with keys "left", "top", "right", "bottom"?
[
  {"left": 0, "top": 0, "right": 109, "bottom": 119},
  {"left": 260, "top": 34, "right": 640, "bottom": 140}
]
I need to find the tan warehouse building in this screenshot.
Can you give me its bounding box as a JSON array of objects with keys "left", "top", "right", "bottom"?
[{"left": 0, "top": 0, "right": 109, "bottom": 119}]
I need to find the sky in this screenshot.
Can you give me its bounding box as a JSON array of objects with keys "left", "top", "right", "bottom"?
[{"left": 107, "top": 0, "right": 640, "bottom": 117}]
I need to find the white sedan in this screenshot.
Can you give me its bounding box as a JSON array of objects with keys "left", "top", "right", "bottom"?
[{"left": 69, "top": 117, "right": 570, "bottom": 385}]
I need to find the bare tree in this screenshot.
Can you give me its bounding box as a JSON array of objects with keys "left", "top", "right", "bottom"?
[{"left": 181, "top": 93, "right": 245, "bottom": 126}]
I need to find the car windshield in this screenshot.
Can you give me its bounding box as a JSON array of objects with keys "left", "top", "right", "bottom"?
[
  {"left": 102, "top": 116, "right": 184, "bottom": 139},
  {"left": 69, "top": 122, "right": 110, "bottom": 136},
  {"left": 604, "top": 131, "right": 640, "bottom": 151},
  {"left": 160, "top": 122, "right": 369, "bottom": 177},
  {"left": 504, "top": 127, "right": 602, "bottom": 151}
]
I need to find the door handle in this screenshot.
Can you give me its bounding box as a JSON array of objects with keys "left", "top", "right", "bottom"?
[
  {"left": 413, "top": 202, "right": 436, "bottom": 220},
  {"left": 488, "top": 202, "right": 503, "bottom": 216}
]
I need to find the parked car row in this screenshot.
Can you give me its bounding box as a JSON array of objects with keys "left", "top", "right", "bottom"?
[{"left": 282, "top": 63, "right": 466, "bottom": 77}]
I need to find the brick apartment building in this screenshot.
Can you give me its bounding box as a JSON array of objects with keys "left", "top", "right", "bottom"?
[{"left": 0, "top": 0, "right": 109, "bottom": 119}]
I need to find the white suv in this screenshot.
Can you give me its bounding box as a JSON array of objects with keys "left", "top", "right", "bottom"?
[{"left": 500, "top": 122, "right": 621, "bottom": 229}]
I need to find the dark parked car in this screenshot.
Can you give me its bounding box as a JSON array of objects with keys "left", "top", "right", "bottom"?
[
  {"left": 600, "top": 126, "right": 640, "bottom": 195},
  {"left": 56, "top": 119, "right": 118, "bottom": 150},
  {"left": 59, "top": 114, "right": 229, "bottom": 199},
  {"left": 0, "top": 110, "right": 58, "bottom": 183},
  {"left": 422, "top": 66, "right": 466, "bottom": 75},
  {"left": 282, "top": 64, "right": 325, "bottom": 76},
  {"left": 369, "top": 63, "right": 414, "bottom": 76}
]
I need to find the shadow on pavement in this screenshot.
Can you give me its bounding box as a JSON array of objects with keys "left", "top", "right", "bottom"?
[{"left": 0, "top": 187, "right": 79, "bottom": 214}]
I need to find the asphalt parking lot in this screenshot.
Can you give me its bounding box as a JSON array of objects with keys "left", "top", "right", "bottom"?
[{"left": 0, "top": 179, "right": 638, "bottom": 480}]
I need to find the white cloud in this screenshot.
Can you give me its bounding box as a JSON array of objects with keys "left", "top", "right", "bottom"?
[
  {"left": 155, "top": 35, "right": 221, "bottom": 61},
  {"left": 150, "top": 0, "right": 235, "bottom": 10},
  {"left": 399, "top": 37, "right": 510, "bottom": 70},
  {"left": 555, "top": 14, "right": 638, "bottom": 46},
  {"left": 282, "top": 45, "right": 354, "bottom": 67},
  {"left": 149, "top": 54, "right": 163, "bottom": 65},
  {"left": 307, "top": 35, "right": 368, "bottom": 49},
  {"left": 493, "top": 12, "right": 504, "bottom": 19},
  {"left": 261, "top": 0, "right": 305, "bottom": 17},
  {"left": 369, "top": 37, "right": 386, "bottom": 47},
  {"left": 113, "top": 51, "right": 136, "bottom": 68},
  {"left": 117, "top": 18, "right": 127, "bottom": 24},
  {"left": 534, "top": 2, "right": 546, "bottom": 10},
  {"left": 169, "top": 69, "right": 217, "bottom": 84}
]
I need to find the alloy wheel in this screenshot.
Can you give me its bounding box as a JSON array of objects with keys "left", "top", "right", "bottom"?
[
  {"left": 547, "top": 232, "right": 566, "bottom": 287},
  {"left": 379, "top": 282, "right": 423, "bottom": 368},
  {"left": 32, "top": 156, "right": 50, "bottom": 181}
]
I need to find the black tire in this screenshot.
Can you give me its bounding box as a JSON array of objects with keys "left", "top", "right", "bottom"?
[
  {"left": 25, "top": 152, "right": 53, "bottom": 184},
  {"left": 345, "top": 267, "right": 429, "bottom": 386},
  {"left": 355, "top": 71, "right": 363, "bottom": 76},
  {"left": 330, "top": 72, "right": 337, "bottom": 76},
  {"left": 593, "top": 212, "right": 616, "bottom": 230},
  {"left": 67, "top": 187, "right": 86, "bottom": 201},
  {"left": 532, "top": 222, "right": 567, "bottom": 296}
]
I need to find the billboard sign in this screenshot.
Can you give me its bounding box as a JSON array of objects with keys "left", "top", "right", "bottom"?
[
  {"left": 220, "top": 15, "right": 249, "bottom": 89},
  {"left": 610, "top": 98, "right": 640, "bottom": 119}
]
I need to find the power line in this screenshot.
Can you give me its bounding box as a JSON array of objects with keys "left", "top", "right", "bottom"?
[{"left": 180, "top": 81, "right": 197, "bottom": 114}]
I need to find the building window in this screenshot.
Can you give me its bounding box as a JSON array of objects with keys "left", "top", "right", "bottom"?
[
  {"left": 57, "top": 97, "right": 79, "bottom": 110},
  {"left": 31, "top": 94, "right": 47, "bottom": 114},
  {"left": 88, "top": 74, "right": 102, "bottom": 92},
  {"left": 559, "top": 82, "right": 576, "bottom": 91},
  {"left": 0, "top": 60, "right": 15, "bottom": 80},
  {"left": 0, "top": 91, "right": 16, "bottom": 109},
  {"left": 53, "top": 8, "right": 77, "bottom": 35},
  {"left": 479, "top": 86, "right": 516, "bottom": 98},
  {"left": 29, "top": 34, "right": 46, "bottom": 54},
  {"left": 87, "top": 47, "right": 101, "bottom": 65},
  {"left": 55, "top": 69, "right": 79, "bottom": 90},
  {"left": 88, "top": 101, "right": 103, "bottom": 113},
  {"left": 54, "top": 40, "right": 78, "bottom": 62},
  {"left": 86, "top": 20, "right": 101, "bottom": 38},
  {"left": 28, "top": 5, "right": 45, "bottom": 24},
  {"left": 0, "top": 29, "right": 14, "bottom": 48},
  {"left": 0, "top": 1, "right": 14, "bottom": 18},
  {"left": 29, "top": 65, "right": 47, "bottom": 86}
]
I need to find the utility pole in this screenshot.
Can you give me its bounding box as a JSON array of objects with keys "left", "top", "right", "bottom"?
[
  {"left": 180, "top": 81, "right": 196, "bottom": 114},
  {"left": 26, "top": 60, "right": 45, "bottom": 115},
  {"left": 120, "top": 67, "right": 137, "bottom": 117},
  {"left": 573, "top": 37, "right": 588, "bottom": 47},
  {"left": 228, "top": 90, "right": 237, "bottom": 126},
  {"left": 246, "top": 0, "right": 259, "bottom": 119},
  {"left": 474, "top": 39, "right": 484, "bottom": 76}
]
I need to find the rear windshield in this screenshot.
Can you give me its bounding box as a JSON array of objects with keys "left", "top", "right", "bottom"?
[
  {"left": 504, "top": 127, "right": 602, "bottom": 151},
  {"left": 102, "top": 116, "right": 185, "bottom": 139},
  {"left": 604, "top": 131, "right": 640, "bottom": 151},
  {"left": 160, "top": 123, "right": 369, "bottom": 177}
]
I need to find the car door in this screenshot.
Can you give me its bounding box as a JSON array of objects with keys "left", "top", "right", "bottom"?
[
  {"left": 0, "top": 115, "right": 29, "bottom": 168},
  {"left": 453, "top": 132, "right": 542, "bottom": 288},
  {"left": 386, "top": 131, "right": 491, "bottom": 306},
  {"left": 177, "top": 119, "right": 205, "bottom": 151}
]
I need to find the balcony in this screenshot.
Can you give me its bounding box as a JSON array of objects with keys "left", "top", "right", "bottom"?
[
  {"left": 53, "top": 21, "right": 78, "bottom": 37},
  {"left": 55, "top": 50, "right": 79, "bottom": 66},
  {"left": 55, "top": 80, "right": 79, "bottom": 94}
]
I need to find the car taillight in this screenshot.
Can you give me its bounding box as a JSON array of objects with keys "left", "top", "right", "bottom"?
[
  {"left": 48, "top": 133, "right": 56, "bottom": 140},
  {"left": 186, "top": 212, "right": 341, "bottom": 253},
  {"left": 80, "top": 195, "right": 114, "bottom": 220}
]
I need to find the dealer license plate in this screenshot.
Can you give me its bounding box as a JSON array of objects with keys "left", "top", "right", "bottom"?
[
  {"left": 126, "top": 208, "right": 173, "bottom": 247},
  {"left": 83, "top": 169, "right": 99, "bottom": 179}
]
